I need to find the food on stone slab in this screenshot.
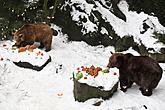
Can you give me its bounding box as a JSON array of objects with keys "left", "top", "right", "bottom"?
[
  {"left": 18, "top": 44, "right": 37, "bottom": 52},
  {"left": 81, "top": 65, "right": 102, "bottom": 77},
  {"left": 75, "top": 65, "right": 112, "bottom": 80},
  {"left": 18, "top": 47, "right": 27, "bottom": 52},
  {"left": 73, "top": 65, "right": 119, "bottom": 90},
  {"left": 73, "top": 65, "right": 119, "bottom": 102},
  {"left": 0, "top": 40, "right": 51, "bottom": 70},
  {"left": 75, "top": 72, "right": 83, "bottom": 80}
]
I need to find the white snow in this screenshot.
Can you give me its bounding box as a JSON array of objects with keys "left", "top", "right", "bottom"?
[
  {"left": 74, "top": 66, "right": 119, "bottom": 90},
  {"left": 28, "top": 0, "right": 38, "bottom": 3},
  {"left": 0, "top": 25, "right": 164, "bottom": 110},
  {"left": 0, "top": 0, "right": 165, "bottom": 109},
  {"left": 100, "top": 27, "right": 109, "bottom": 35}
]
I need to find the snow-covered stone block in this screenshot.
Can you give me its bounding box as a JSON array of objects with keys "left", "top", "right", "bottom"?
[
  {"left": 0, "top": 40, "right": 51, "bottom": 71},
  {"left": 73, "top": 65, "right": 119, "bottom": 102}
]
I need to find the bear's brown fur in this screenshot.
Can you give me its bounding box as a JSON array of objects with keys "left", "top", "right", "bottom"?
[
  {"left": 13, "top": 23, "right": 53, "bottom": 52},
  {"left": 107, "top": 52, "right": 163, "bottom": 96}
]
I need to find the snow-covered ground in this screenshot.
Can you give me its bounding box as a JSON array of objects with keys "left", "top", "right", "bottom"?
[
  {"left": 69, "top": 0, "right": 165, "bottom": 51},
  {"left": 0, "top": 0, "right": 165, "bottom": 109},
  {"left": 0, "top": 26, "right": 165, "bottom": 110}
]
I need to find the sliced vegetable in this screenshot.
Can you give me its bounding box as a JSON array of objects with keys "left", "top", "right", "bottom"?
[
  {"left": 18, "top": 47, "right": 26, "bottom": 52},
  {"left": 76, "top": 72, "right": 83, "bottom": 80},
  {"left": 102, "top": 67, "right": 110, "bottom": 73}
]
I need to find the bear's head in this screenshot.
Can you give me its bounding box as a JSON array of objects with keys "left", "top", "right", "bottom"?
[
  {"left": 13, "top": 30, "right": 25, "bottom": 46},
  {"left": 107, "top": 52, "right": 124, "bottom": 68}
]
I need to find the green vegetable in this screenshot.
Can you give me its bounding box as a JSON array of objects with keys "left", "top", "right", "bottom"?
[
  {"left": 76, "top": 72, "right": 83, "bottom": 80},
  {"left": 102, "top": 67, "right": 110, "bottom": 73}
]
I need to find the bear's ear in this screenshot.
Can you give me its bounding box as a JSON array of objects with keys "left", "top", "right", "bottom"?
[
  {"left": 125, "top": 53, "right": 133, "bottom": 59},
  {"left": 110, "top": 51, "right": 114, "bottom": 54},
  {"left": 116, "top": 56, "right": 124, "bottom": 68},
  {"left": 12, "top": 32, "right": 15, "bottom": 36}
]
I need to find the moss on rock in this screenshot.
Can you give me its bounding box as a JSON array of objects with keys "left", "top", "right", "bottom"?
[
  {"left": 115, "top": 35, "right": 137, "bottom": 52},
  {"left": 73, "top": 78, "right": 118, "bottom": 102}
]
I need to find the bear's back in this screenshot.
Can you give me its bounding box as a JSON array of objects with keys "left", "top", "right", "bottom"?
[
  {"left": 15, "top": 23, "right": 52, "bottom": 38},
  {"left": 129, "top": 56, "right": 162, "bottom": 74},
  {"left": 21, "top": 23, "right": 51, "bottom": 32}
]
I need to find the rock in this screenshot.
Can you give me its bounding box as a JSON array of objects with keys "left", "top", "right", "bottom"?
[
  {"left": 160, "top": 48, "right": 165, "bottom": 54},
  {"left": 111, "top": 1, "right": 126, "bottom": 22},
  {"left": 98, "top": 0, "right": 126, "bottom": 21},
  {"left": 86, "top": 0, "right": 95, "bottom": 4},
  {"left": 138, "top": 44, "right": 165, "bottom": 63},
  {"left": 73, "top": 77, "right": 118, "bottom": 102},
  {"left": 115, "top": 35, "right": 137, "bottom": 52},
  {"left": 54, "top": 6, "right": 83, "bottom": 41},
  {"left": 53, "top": 1, "right": 120, "bottom": 47},
  {"left": 13, "top": 56, "right": 51, "bottom": 71},
  {"left": 140, "top": 22, "right": 150, "bottom": 34},
  {"left": 148, "top": 53, "right": 165, "bottom": 63},
  {"left": 126, "top": 0, "right": 165, "bottom": 27}
]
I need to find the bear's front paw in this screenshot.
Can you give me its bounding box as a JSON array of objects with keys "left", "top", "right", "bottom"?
[{"left": 120, "top": 87, "right": 127, "bottom": 92}]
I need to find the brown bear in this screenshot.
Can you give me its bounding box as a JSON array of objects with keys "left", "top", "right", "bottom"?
[
  {"left": 107, "top": 52, "right": 163, "bottom": 96},
  {"left": 13, "top": 23, "right": 53, "bottom": 52}
]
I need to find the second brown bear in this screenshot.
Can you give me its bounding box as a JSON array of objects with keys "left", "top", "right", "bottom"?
[{"left": 107, "top": 52, "right": 163, "bottom": 96}]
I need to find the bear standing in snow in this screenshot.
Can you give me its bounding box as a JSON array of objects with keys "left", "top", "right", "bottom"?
[
  {"left": 13, "top": 23, "right": 53, "bottom": 52},
  {"left": 107, "top": 52, "right": 163, "bottom": 96}
]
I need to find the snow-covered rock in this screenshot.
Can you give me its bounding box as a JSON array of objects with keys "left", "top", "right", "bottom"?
[{"left": 0, "top": 40, "right": 51, "bottom": 71}]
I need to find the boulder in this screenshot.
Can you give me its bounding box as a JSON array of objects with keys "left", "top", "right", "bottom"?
[
  {"left": 13, "top": 56, "right": 51, "bottom": 71},
  {"left": 73, "top": 77, "right": 118, "bottom": 102},
  {"left": 73, "top": 66, "right": 119, "bottom": 102}
]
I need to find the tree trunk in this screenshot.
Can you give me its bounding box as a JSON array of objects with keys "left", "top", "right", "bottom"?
[{"left": 51, "top": 0, "right": 59, "bottom": 18}]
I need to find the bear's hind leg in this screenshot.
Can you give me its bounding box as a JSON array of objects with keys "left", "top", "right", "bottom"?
[
  {"left": 38, "top": 42, "right": 45, "bottom": 49},
  {"left": 45, "top": 44, "right": 51, "bottom": 52},
  {"left": 139, "top": 87, "right": 152, "bottom": 96},
  {"left": 142, "top": 89, "right": 152, "bottom": 96},
  {"left": 43, "top": 39, "right": 52, "bottom": 52},
  {"left": 45, "top": 46, "right": 51, "bottom": 52}
]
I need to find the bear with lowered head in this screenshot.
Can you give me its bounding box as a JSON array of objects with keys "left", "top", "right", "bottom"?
[
  {"left": 107, "top": 52, "right": 163, "bottom": 96},
  {"left": 13, "top": 23, "right": 53, "bottom": 52}
]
